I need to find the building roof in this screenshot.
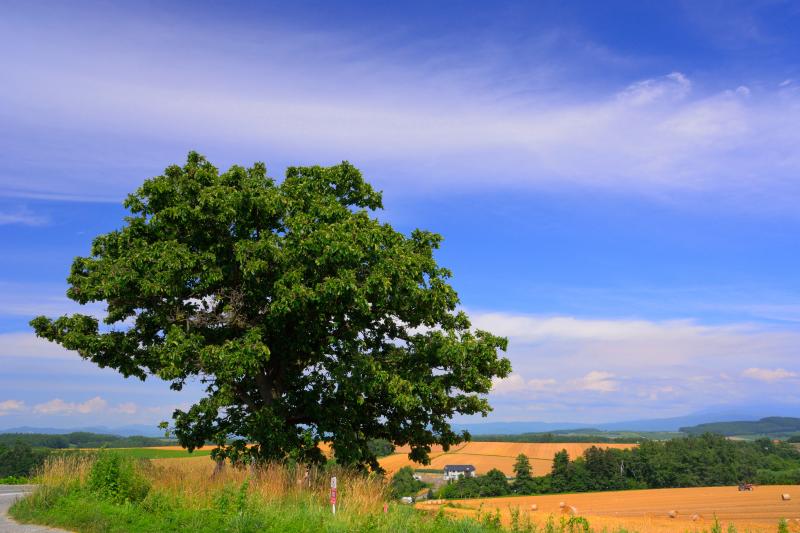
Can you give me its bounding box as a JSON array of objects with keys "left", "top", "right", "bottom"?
[{"left": 444, "top": 464, "right": 475, "bottom": 471}]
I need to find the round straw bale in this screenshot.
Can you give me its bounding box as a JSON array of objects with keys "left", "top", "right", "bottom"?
[
  {"left": 668, "top": 510, "right": 677, "bottom": 518},
  {"left": 558, "top": 501, "right": 566, "bottom": 508},
  {"left": 562, "top": 505, "right": 578, "bottom": 516},
  {"left": 691, "top": 514, "right": 700, "bottom": 521},
  {"left": 530, "top": 504, "right": 538, "bottom": 511},
  {"left": 781, "top": 493, "right": 791, "bottom": 501}
]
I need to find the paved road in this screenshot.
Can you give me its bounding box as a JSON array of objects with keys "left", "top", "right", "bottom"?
[{"left": 0, "top": 486, "right": 70, "bottom": 533}]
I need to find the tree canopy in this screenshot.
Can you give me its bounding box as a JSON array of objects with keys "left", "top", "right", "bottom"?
[{"left": 31, "top": 153, "right": 510, "bottom": 471}]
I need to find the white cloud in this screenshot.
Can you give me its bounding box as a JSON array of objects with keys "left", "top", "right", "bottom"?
[
  {"left": 0, "top": 208, "right": 47, "bottom": 226},
  {"left": 30, "top": 396, "right": 144, "bottom": 416},
  {"left": 473, "top": 310, "right": 800, "bottom": 420},
  {"left": 0, "top": 282, "right": 106, "bottom": 319},
  {"left": 0, "top": 332, "right": 74, "bottom": 359},
  {"left": 0, "top": 400, "right": 25, "bottom": 416},
  {"left": 617, "top": 72, "right": 692, "bottom": 106},
  {"left": 492, "top": 373, "right": 557, "bottom": 395},
  {"left": 33, "top": 397, "right": 108, "bottom": 415},
  {"left": 1, "top": 12, "right": 799, "bottom": 209},
  {"left": 741, "top": 367, "right": 798, "bottom": 382},
  {"left": 470, "top": 312, "right": 800, "bottom": 370},
  {"left": 116, "top": 402, "right": 138, "bottom": 415},
  {"left": 570, "top": 371, "right": 619, "bottom": 393}
]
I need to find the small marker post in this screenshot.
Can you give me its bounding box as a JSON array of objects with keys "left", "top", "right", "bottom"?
[{"left": 330, "top": 476, "right": 337, "bottom": 515}]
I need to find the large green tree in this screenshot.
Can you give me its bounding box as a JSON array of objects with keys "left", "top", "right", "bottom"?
[{"left": 31, "top": 153, "right": 510, "bottom": 471}]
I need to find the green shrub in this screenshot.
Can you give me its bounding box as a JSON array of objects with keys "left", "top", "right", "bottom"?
[
  {"left": 87, "top": 452, "right": 150, "bottom": 503},
  {"left": 0, "top": 441, "right": 49, "bottom": 478},
  {"left": 0, "top": 475, "right": 29, "bottom": 484},
  {"left": 389, "top": 466, "right": 425, "bottom": 498}
]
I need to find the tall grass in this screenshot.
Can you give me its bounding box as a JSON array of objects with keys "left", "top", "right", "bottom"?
[{"left": 10, "top": 453, "right": 496, "bottom": 532}]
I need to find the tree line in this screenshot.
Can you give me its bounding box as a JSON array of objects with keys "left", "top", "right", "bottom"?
[
  {"left": 470, "top": 432, "right": 641, "bottom": 444},
  {"left": 0, "top": 432, "right": 168, "bottom": 449},
  {"left": 439, "top": 433, "right": 800, "bottom": 499},
  {"left": 0, "top": 442, "right": 49, "bottom": 480}
]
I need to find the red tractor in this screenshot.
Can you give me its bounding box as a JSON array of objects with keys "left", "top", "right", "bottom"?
[{"left": 738, "top": 482, "right": 754, "bottom": 491}]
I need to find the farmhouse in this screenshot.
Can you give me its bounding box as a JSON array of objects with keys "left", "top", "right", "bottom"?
[{"left": 444, "top": 464, "right": 476, "bottom": 480}]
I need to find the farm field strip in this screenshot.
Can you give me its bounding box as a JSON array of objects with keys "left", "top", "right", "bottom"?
[
  {"left": 420, "top": 485, "right": 800, "bottom": 533},
  {"left": 380, "top": 441, "right": 636, "bottom": 475}
]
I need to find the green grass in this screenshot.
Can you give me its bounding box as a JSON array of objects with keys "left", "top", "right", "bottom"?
[
  {"left": 0, "top": 475, "right": 29, "bottom": 484},
  {"left": 9, "top": 452, "right": 640, "bottom": 533},
  {"left": 10, "top": 486, "right": 519, "bottom": 533},
  {"left": 104, "top": 448, "right": 213, "bottom": 460}
]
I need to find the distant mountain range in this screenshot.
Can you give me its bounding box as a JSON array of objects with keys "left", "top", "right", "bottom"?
[
  {"left": 680, "top": 416, "right": 800, "bottom": 437},
  {"left": 454, "top": 404, "right": 800, "bottom": 435},
  {"left": 2, "top": 404, "right": 798, "bottom": 438},
  {"left": 0, "top": 424, "right": 165, "bottom": 437}
]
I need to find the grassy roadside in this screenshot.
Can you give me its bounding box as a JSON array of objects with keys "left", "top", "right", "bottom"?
[{"left": 7, "top": 452, "right": 646, "bottom": 533}]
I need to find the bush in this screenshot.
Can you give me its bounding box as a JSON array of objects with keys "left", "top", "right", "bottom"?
[
  {"left": 87, "top": 452, "right": 151, "bottom": 503},
  {"left": 0, "top": 475, "right": 29, "bottom": 484},
  {"left": 0, "top": 442, "right": 49, "bottom": 478},
  {"left": 389, "top": 466, "right": 425, "bottom": 498}
]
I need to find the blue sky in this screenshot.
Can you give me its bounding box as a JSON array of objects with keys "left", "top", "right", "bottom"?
[{"left": 1, "top": 0, "right": 799, "bottom": 429}]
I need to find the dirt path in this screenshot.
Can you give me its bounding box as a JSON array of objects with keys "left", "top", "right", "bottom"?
[{"left": 0, "top": 486, "right": 70, "bottom": 533}]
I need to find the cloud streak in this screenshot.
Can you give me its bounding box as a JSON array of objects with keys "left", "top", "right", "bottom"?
[
  {"left": 1, "top": 8, "right": 799, "bottom": 209},
  {"left": 478, "top": 310, "right": 800, "bottom": 420}
]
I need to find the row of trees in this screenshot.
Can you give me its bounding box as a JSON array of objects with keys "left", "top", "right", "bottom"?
[
  {"left": 0, "top": 432, "right": 168, "bottom": 450},
  {"left": 439, "top": 434, "right": 800, "bottom": 499},
  {"left": 471, "top": 433, "right": 641, "bottom": 444},
  {"left": 0, "top": 442, "right": 49, "bottom": 479}
]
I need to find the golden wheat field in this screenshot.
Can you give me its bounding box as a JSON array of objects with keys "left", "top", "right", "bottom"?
[
  {"left": 151, "top": 441, "right": 636, "bottom": 476},
  {"left": 418, "top": 485, "right": 800, "bottom": 532},
  {"left": 379, "top": 441, "right": 636, "bottom": 475}
]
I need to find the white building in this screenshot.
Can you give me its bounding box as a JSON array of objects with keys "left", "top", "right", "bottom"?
[{"left": 443, "top": 464, "right": 476, "bottom": 481}]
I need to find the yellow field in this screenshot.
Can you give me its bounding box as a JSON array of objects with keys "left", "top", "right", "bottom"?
[
  {"left": 379, "top": 441, "right": 636, "bottom": 475},
  {"left": 418, "top": 485, "right": 800, "bottom": 532}
]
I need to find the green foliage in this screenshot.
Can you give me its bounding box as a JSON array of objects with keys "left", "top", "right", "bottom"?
[
  {"left": 472, "top": 432, "right": 645, "bottom": 443},
  {"left": 511, "top": 454, "right": 535, "bottom": 494},
  {"left": 10, "top": 480, "right": 542, "bottom": 533},
  {"left": 31, "top": 152, "right": 510, "bottom": 471},
  {"left": 389, "top": 466, "right": 425, "bottom": 498},
  {"left": 0, "top": 475, "right": 29, "bottom": 484},
  {"left": 0, "top": 431, "right": 173, "bottom": 449},
  {"left": 464, "top": 433, "right": 800, "bottom": 500},
  {"left": 95, "top": 448, "right": 212, "bottom": 460},
  {"left": 0, "top": 441, "right": 49, "bottom": 478},
  {"left": 87, "top": 452, "right": 151, "bottom": 503},
  {"left": 439, "top": 468, "right": 510, "bottom": 499},
  {"left": 777, "top": 518, "right": 789, "bottom": 533},
  {"left": 367, "top": 439, "right": 395, "bottom": 458}
]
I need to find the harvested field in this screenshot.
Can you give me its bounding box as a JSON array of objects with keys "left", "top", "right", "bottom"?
[
  {"left": 379, "top": 441, "right": 635, "bottom": 475},
  {"left": 419, "top": 485, "right": 800, "bottom": 532}
]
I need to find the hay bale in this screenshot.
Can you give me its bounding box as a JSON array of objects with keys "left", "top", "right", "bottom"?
[
  {"left": 691, "top": 514, "right": 701, "bottom": 521},
  {"left": 668, "top": 510, "right": 677, "bottom": 518},
  {"left": 781, "top": 493, "right": 791, "bottom": 501},
  {"left": 530, "top": 504, "right": 538, "bottom": 511},
  {"left": 559, "top": 501, "right": 566, "bottom": 508},
  {"left": 562, "top": 505, "right": 578, "bottom": 516}
]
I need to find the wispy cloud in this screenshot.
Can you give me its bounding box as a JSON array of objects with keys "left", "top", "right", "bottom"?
[
  {"left": 741, "top": 367, "right": 798, "bottom": 382},
  {"left": 1, "top": 8, "right": 799, "bottom": 209},
  {"left": 0, "top": 208, "right": 47, "bottom": 226},
  {"left": 0, "top": 282, "right": 105, "bottom": 319},
  {"left": 33, "top": 397, "right": 109, "bottom": 415},
  {"left": 476, "top": 310, "right": 800, "bottom": 420},
  {"left": 0, "top": 332, "right": 74, "bottom": 359},
  {"left": 0, "top": 400, "right": 25, "bottom": 416}
]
